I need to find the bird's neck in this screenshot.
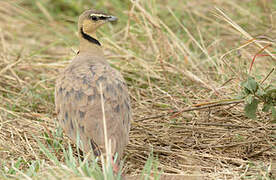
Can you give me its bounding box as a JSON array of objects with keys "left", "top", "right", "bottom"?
[{"left": 78, "top": 29, "right": 104, "bottom": 56}]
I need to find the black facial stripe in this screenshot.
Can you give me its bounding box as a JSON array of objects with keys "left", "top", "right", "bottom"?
[
  {"left": 90, "top": 15, "right": 110, "bottom": 21},
  {"left": 80, "top": 27, "right": 101, "bottom": 46},
  {"left": 99, "top": 16, "right": 109, "bottom": 20}
]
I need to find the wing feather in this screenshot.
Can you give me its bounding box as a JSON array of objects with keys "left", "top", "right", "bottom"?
[{"left": 55, "top": 60, "right": 131, "bottom": 159}]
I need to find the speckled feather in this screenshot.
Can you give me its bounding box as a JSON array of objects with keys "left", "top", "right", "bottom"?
[
  {"left": 55, "top": 10, "right": 131, "bottom": 161},
  {"left": 55, "top": 55, "right": 131, "bottom": 159}
]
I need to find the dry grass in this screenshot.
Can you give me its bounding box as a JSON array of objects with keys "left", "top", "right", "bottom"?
[{"left": 0, "top": 0, "right": 275, "bottom": 179}]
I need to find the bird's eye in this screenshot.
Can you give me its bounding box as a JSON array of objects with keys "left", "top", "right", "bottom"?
[{"left": 91, "top": 16, "right": 98, "bottom": 21}]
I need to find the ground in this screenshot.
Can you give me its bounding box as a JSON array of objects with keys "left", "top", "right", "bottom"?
[{"left": 0, "top": 0, "right": 275, "bottom": 179}]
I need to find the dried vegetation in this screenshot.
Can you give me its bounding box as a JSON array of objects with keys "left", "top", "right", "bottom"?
[{"left": 0, "top": 0, "right": 275, "bottom": 179}]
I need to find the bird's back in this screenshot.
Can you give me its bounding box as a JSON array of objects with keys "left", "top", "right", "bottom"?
[{"left": 55, "top": 54, "right": 131, "bottom": 159}]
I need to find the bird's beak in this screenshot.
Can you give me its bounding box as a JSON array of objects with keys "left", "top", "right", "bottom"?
[{"left": 107, "top": 15, "right": 118, "bottom": 22}]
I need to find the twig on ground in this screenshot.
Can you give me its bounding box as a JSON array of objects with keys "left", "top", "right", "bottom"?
[{"left": 138, "top": 100, "right": 244, "bottom": 121}]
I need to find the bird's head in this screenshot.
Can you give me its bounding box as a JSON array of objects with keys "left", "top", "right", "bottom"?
[{"left": 78, "top": 9, "right": 117, "bottom": 38}]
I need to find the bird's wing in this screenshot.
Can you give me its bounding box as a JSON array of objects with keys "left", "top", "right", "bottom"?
[{"left": 55, "top": 61, "right": 131, "bottom": 159}]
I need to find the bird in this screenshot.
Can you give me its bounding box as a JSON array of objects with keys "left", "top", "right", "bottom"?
[{"left": 55, "top": 9, "right": 131, "bottom": 168}]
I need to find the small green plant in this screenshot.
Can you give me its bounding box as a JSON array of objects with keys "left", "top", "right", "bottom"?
[
  {"left": 239, "top": 76, "right": 276, "bottom": 120},
  {"left": 141, "top": 152, "right": 162, "bottom": 180}
]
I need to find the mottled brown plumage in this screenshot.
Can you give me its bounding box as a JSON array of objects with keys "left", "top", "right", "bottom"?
[{"left": 55, "top": 9, "right": 131, "bottom": 161}]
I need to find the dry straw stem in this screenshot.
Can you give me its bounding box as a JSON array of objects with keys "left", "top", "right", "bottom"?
[
  {"left": 99, "top": 83, "right": 113, "bottom": 178},
  {"left": 0, "top": 0, "right": 275, "bottom": 179},
  {"left": 215, "top": 7, "right": 276, "bottom": 60}
]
